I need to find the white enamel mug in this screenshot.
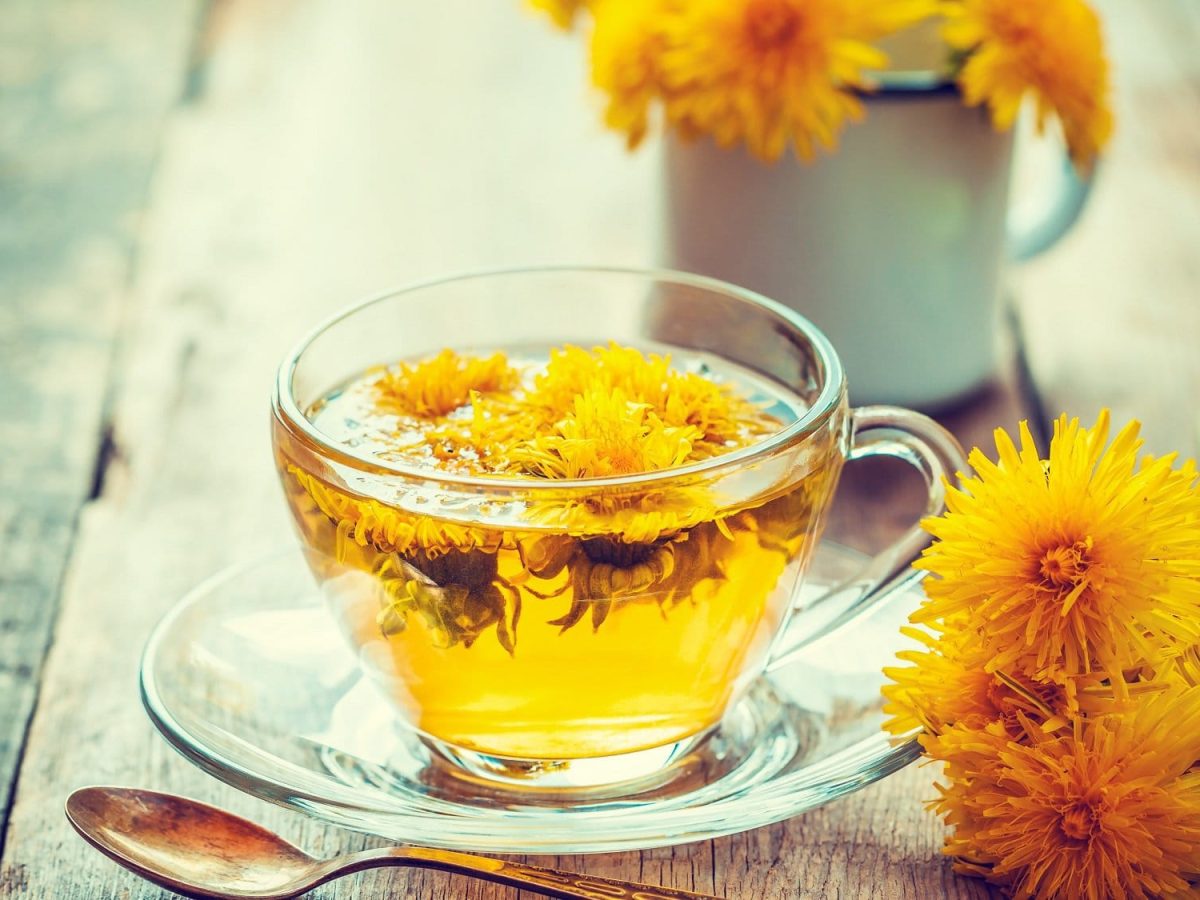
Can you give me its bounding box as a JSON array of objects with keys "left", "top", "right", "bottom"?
[{"left": 659, "top": 83, "right": 1091, "bottom": 410}]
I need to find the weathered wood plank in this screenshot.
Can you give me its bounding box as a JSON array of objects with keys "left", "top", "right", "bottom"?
[
  {"left": 0, "top": 0, "right": 200, "bottom": 856},
  {"left": 0, "top": 0, "right": 1052, "bottom": 897},
  {"left": 1012, "top": 0, "right": 1200, "bottom": 456},
  {"left": 3, "top": 1, "right": 666, "bottom": 893}
]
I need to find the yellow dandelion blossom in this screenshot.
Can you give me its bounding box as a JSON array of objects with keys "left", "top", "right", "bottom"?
[
  {"left": 943, "top": 0, "right": 1113, "bottom": 166},
  {"left": 882, "top": 627, "right": 1094, "bottom": 737},
  {"left": 513, "top": 387, "right": 699, "bottom": 479},
  {"left": 529, "top": 342, "right": 677, "bottom": 417},
  {"left": 288, "top": 465, "right": 506, "bottom": 558},
  {"left": 526, "top": 486, "right": 720, "bottom": 543},
  {"left": 658, "top": 0, "right": 937, "bottom": 161},
  {"left": 527, "top": 0, "right": 589, "bottom": 30},
  {"left": 659, "top": 365, "right": 775, "bottom": 453},
  {"left": 590, "top": 0, "right": 673, "bottom": 149},
  {"left": 529, "top": 342, "right": 774, "bottom": 454},
  {"left": 912, "top": 411, "right": 1200, "bottom": 684},
  {"left": 359, "top": 343, "right": 778, "bottom": 479},
  {"left": 925, "top": 688, "right": 1200, "bottom": 899},
  {"left": 375, "top": 349, "right": 517, "bottom": 419}
]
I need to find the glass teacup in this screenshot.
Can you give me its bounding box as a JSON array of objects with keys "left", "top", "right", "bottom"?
[{"left": 271, "top": 268, "right": 964, "bottom": 789}]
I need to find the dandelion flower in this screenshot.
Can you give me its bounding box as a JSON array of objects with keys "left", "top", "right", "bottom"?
[
  {"left": 882, "top": 627, "right": 1089, "bottom": 737},
  {"left": 374, "top": 349, "right": 517, "bottom": 419},
  {"left": 286, "top": 465, "right": 507, "bottom": 558},
  {"left": 529, "top": 342, "right": 775, "bottom": 454},
  {"left": 942, "top": 0, "right": 1114, "bottom": 166},
  {"left": 913, "top": 411, "right": 1200, "bottom": 684},
  {"left": 512, "top": 387, "right": 699, "bottom": 479},
  {"left": 590, "top": 0, "right": 672, "bottom": 149},
  {"left": 926, "top": 687, "right": 1200, "bottom": 899},
  {"left": 658, "top": 0, "right": 937, "bottom": 160}
]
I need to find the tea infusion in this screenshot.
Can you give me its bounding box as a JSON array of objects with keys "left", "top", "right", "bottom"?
[{"left": 276, "top": 344, "right": 840, "bottom": 758}]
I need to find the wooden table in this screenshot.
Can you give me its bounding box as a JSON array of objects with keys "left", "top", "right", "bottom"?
[{"left": 2, "top": 1, "right": 1196, "bottom": 897}]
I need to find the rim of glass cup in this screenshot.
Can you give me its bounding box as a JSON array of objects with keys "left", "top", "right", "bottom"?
[{"left": 273, "top": 265, "right": 845, "bottom": 492}]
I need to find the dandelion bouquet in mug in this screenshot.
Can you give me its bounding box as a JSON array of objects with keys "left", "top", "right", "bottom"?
[
  {"left": 526, "top": 0, "right": 1113, "bottom": 166},
  {"left": 884, "top": 412, "right": 1200, "bottom": 898}
]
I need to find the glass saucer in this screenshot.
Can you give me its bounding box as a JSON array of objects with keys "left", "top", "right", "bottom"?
[{"left": 140, "top": 544, "right": 921, "bottom": 854}]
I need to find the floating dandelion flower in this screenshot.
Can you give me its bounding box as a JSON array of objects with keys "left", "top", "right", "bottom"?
[{"left": 374, "top": 348, "right": 517, "bottom": 419}]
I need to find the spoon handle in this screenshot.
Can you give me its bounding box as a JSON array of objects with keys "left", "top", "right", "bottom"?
[{"left": 342, "top": 846, "right": 723, "bottom": 899}]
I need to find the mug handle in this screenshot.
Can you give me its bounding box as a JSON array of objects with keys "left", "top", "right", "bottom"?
[
  {"left": 766, "top": 407, "right": 967, "bottom": 672},
  {"left": 1007, "top": 150, "right": 1095, "bottom": 262}
]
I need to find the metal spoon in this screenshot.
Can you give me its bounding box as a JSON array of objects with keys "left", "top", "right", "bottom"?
[{"left": 66, "top": 786, "right": 721, "bottom": 900}]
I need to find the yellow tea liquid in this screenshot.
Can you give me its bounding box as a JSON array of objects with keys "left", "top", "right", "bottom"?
[{"left": 274, "top": 346, "right": 842, "bottom": 759}]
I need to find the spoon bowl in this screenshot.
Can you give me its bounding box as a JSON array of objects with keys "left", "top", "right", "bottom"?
[
  {"left": 66, "top": 786, "right": 719, "bottom": 899},
  {"left": 67, "top": 787, "right": 319, "bottom": 897}
]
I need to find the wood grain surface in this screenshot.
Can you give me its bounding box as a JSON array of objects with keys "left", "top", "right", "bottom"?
[
  {"left": 1, "top": 1, "right": 1195, "bottom": 898},
  {"left": 0, "top": 0, "right": 200, "bottom": 853}
]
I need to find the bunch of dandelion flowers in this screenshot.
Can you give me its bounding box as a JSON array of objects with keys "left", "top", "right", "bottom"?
[
  {"left": 533, "top": 0, "right": 938, "bottom": 160},
  {"left": 884, "top": 410, "right": 1200, "bottom": 897}
]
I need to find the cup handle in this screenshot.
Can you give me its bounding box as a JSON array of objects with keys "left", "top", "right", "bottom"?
[
  {"left": 766, "top": 406, "right": 967, "bottom": 672},
  {"left": 1007, "top": 149, "right": 1095, "bottom": 262}
]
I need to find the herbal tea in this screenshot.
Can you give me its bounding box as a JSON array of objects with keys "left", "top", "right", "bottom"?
[{"left": 274, "top": 343, "right": 842, "bottom": 759}]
